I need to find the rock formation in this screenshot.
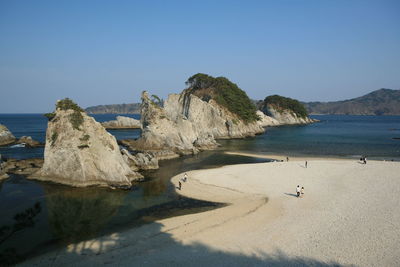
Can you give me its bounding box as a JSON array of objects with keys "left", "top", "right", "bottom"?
[
  {"left": 31, "top": 98, "right": 142, "bottom": 187},
  {"left": 256, "top": 110, "right": 280, "bottom": 127},
  {"left": 16, "top": 136, "right": 44, "bottom": 147},
  {"left": 130, "top": 83, "right": 265, "bottom": 156},
  {"left": 258, "top": 95, "right": 317, "bottom": 125},
  {"left": 102, "top": 116, "right": 141, "bottom": 129},
  {"left": 263, "top": 105, "right": 316, "bottom": 125},
  {"left": 0, "top": 154, "right": 8, "bottom": 180},
  {"left": 0, "top": 124, "right": 16, "bottom": 146}
]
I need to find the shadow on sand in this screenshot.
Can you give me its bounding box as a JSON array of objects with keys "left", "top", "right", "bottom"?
[
  {"left": 284, "top": 193, "right": 299, "bottom": 198},
  {"left": 24, "top": 220, "right": 345, "bottom": 267}
]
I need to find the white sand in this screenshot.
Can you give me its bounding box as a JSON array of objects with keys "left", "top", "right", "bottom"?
[{"left": 22, "top": 159, "right": 400, "bottom": 266}]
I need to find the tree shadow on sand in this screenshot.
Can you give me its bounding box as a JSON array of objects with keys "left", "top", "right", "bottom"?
[{"left": 24, "top": 220, "right": 347, "bottom": 267}]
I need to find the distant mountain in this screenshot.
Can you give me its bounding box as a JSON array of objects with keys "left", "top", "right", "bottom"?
[
  {"left": 85, "top": 103, "right": 140, "bottom": 114},
  {"left": 303, "top": 89, "right": 400, "bottom": 115}
]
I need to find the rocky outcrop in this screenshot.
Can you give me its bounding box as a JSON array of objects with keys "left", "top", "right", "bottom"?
[
  {"left": 31, "top": 99, "right": 142, "bottom": 188},
  {"left": 0, "top": 154, "right": 8, "bottom": 180},
  {"left": 0, "top": 124, "right": 16, "bottom": 146},
  {"left": 256, "top": 110, "right": 280, "bottom": 127},
  {"left": 16, "top": 136, "right": 44, "bottom": 147},
  {"left": 121, "top": 149, "right": 159, "bottom": 170},
  {"left": 1, "top": 158, "right": 43, "bottom": 176},
  {"left": 102, "top": 116, "right": 141, "bottom": 129},
  {"left": 131, "top": 90, "right": 264, "bottom": 156},
  {"left": 263, "top": 105, "right": 317, "bottom": 125}
]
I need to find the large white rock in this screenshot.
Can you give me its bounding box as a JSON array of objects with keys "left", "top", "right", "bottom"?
[
  {"left": 265, "top": 105, "right": 316, "bottom": 125},
  {"left": 256, "top": 110, "right": 280, "bottom": 127},
  {"left": 136, "top": 91, "right": 265, "bottom": 155},
  {"left": 0, "top": 124, "right": 16, "bottom": 146},
  {"left": 32, "top": 107, "right": 142, "bottom": 187},
  {"left": 102, "top": 116, "right": 141, "bottom": 129}
]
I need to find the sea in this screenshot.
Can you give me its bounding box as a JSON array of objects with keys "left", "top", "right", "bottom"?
[{"left": 0, "top": 114, "right": 399, "bottom": 262}]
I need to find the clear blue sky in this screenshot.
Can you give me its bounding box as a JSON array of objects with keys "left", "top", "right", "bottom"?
[{"left": 1, "top": 0, "right": 399, "bottom": 113}]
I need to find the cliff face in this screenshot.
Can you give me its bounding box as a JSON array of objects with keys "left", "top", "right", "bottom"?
[
  {"left": 32, "top": 100, "right": 142, "bottom": 187},
  {"left": 0, "top": 124, "right": 16, "bottom": 146},
  {"left": 264, "top": 105, "right": 316, "bottom": 125},
  {"left": 304, "top": 88, "right": 400, "bottom": 115},
  {"left": 135, "top": 90, "right": 264, "bottom": 156}
]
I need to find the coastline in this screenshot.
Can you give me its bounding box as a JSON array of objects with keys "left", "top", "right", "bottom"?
[{"left": 22, "top": 158, "right": 400, "bottom": 266}]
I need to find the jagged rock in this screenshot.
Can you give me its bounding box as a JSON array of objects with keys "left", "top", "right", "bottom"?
[
  {"left": 134, "top": 90, "right": 264, "bottom": 155},
  {"left": 118, "top": 139, "right": 181, "bottom": 160},
  {"left": 0, "top": 154, "right": 8, "bottom": 180},
  {"left": 102, "top": 116, "right": 141, "bottom": 129},
  {"left": 121, "top": 149, "right": 158, "bottom": 170},
  {"left": 264, "top": 105, "right": 317, "bottom": 125},
  {"left": 31, "top": 99, "right": 142, "bottom": 188},
  {"left": 256, "top": 110, "right": 280, "bottom": 127},
  {"left": 17, "top": 136, "right": 44, "bottom": 147},
  {"left": 0, "top": 124, "right": 16, "bottom": 146},
  {"left": 1, "top": 158, "right": 43, "bottom": 176}
]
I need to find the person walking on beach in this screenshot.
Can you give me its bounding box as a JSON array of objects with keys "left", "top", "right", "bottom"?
[
  {"left": 301, "top": 187, "right": 305, "bottom": 197},
  {"left": 296, "top": 185, "right": 301, "bottom": 197},
  {"left": 364, "top": 157, "right": 367, "bottom": 164},
  {"left": 287, "top": 157, "right": 289, "bottom": 162},
  {"left": 183, "top": 173, "right": 188, "bottom": 182},
  {"left": 178, "top": 181, "right": 182, "bottom": 190},
  {"left": 305, "top": 161, "right": 308, "bottom": 168}
]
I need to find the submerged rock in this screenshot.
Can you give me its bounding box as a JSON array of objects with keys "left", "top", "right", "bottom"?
[
  {"left": 102, "top": 116, "right": 141, "bottom": 129},
  {"left": 16, "top": 136, "right": 44, "bottom": 147},
  {"left": 31, "top": 98, "right": 142, "bottom": 188},
  {"left": 1, "top": 158, "right": 43, "bottom": 176},
  {"left": 0, "top": 124, "right": 16, "bottom": 146}
]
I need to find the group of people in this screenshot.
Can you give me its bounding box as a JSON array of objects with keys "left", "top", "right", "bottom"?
[
  {"left": 296, "top": 185, "right": 305, "bottom": 197},
  {"left": 360, "top": 156, "right": 367, "bottom": 164},
  {"left": 178, "top": 173, "right": 188, "bottom": 190}
]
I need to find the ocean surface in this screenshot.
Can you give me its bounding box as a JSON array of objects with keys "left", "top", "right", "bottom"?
[{"left": 1, "top": 114, "right": 399, "bottom": 262}]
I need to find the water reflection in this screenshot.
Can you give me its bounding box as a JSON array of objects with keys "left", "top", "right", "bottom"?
[{"left": 43, "top": 185, "right": 127, "bottom": 243}]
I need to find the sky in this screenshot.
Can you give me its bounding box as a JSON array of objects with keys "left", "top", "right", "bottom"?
[{"left": 0, "top": 0, "right": 399, "bottom": 113}]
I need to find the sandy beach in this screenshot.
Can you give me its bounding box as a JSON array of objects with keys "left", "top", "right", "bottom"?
[{"left": 22, "top": 158, "right": 400, "bottom": 266}]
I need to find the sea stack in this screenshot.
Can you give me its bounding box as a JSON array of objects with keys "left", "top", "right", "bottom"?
[
  {"left": 132, "top": 74, "right": 264, "bottom": 156},
  {"left": 32, "top": 98, "right": 141, "bottom": 187},
  {"left": 0, "top": 124, "right": 16, "bottom": 146},
  {"left": 258, "top": 95, "right": 317, "bottom": 125}
]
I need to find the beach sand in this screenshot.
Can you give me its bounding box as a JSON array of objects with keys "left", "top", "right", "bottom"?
[{"left": 21, "top": 159, "right": 400, "bottom": 266}]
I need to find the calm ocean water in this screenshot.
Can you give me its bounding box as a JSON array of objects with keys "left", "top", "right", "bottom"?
[{"left": 0, "top": 113, "right": 399, "bottom": 261}]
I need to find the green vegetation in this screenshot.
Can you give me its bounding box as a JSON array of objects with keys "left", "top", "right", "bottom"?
[
  {"left": 69, "top": 111, "right": 84, "bottom": 130},
  {"left": 79, "top": 134, "right": 90, "bottom": 142},
  {"left": 51, "top": 132, "right": 58, "bottom": 146},
  {"left": 151, "top": 94, "right": 164, "bottom": 107},
  {"left": 44, "top": 112, "right": 56, "bottom": 121},
  {"left": 77, "top": 144, "right": 89, "bottom": 149},
  {"left": 56, "top": 98, "right": 84, "bottom": 112},
  {"left": 186, "top": 73, "right": 259, "bottom": 123},
  {"left": 54, "top": 98, "right": 85, "bottom": 130},
  {"left": 264, "top": 95, "right": 308, "bottom": 118}
]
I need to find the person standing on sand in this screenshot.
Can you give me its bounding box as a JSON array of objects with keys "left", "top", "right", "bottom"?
[
  {"left": 301, "top": 187, "right": 305, "bottom": 197},
  {"left": 178, "top": 181, "right": 182, "bottom": 190},
  {"left": 287, "top": 157, "right": 289, "bottom": 162},
  {"left": 183, "top": 173, "right": 188, "bottom": 182},
  {"left": 364, "top": 157, "right": 367, "bottom": 164},
  {"left": 296, "top": 185, "right": 300, "bottom": 197},
  {"left": 305, "top": 161, "right": 308, "bottom": 168}
]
